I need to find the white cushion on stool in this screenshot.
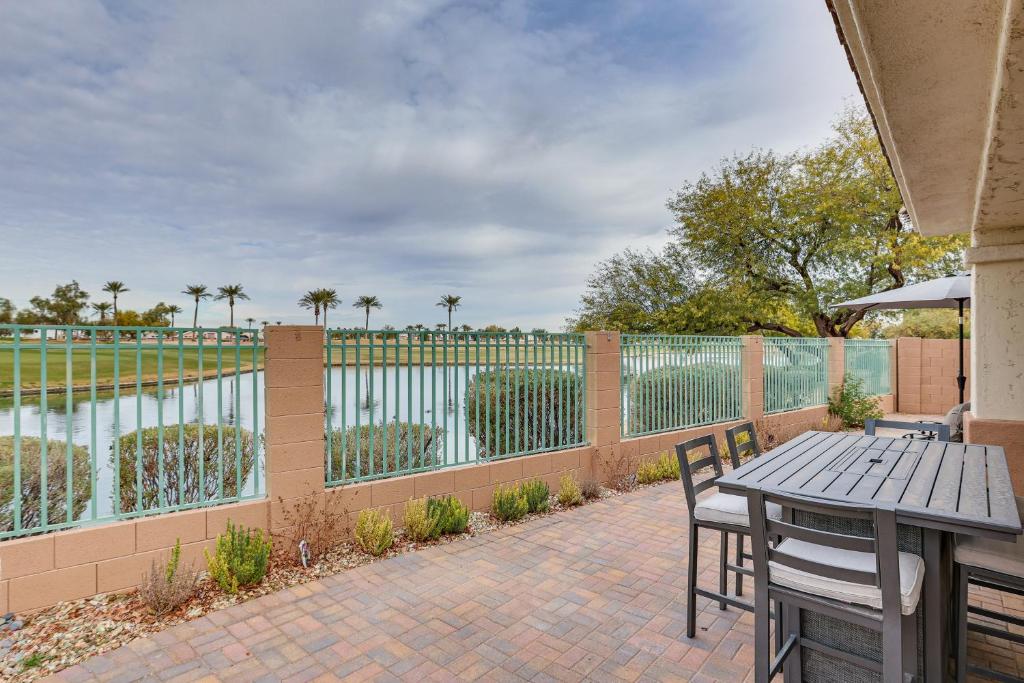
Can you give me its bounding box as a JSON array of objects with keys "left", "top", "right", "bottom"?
[
  {"left": 770, "top": 538, "right": 925, "bottom": 615},
  {"left": 693, "top": 492, "right": 781, "bottom": 527}
]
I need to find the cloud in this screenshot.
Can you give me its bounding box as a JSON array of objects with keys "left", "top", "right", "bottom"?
[{"left": 0, "top": 0, "right": 859, "bottom": 330}]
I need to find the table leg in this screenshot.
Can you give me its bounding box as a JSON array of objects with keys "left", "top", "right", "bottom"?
[{"left": 923, "top": 528, "right": 949, "bottom": 682}]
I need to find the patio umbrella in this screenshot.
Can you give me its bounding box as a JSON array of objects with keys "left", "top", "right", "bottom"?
[{"left": 833, "top": 274, "right": 970, "bottom": 404}]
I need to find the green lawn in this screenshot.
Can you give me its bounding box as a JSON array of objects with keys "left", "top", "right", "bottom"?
[{"left": 0, "top": 344, "right": 264, "bottom": 392}]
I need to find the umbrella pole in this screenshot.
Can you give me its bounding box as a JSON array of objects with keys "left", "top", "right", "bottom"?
[{"left": 957, "top": 298, "right": 966, "bottom": 405}]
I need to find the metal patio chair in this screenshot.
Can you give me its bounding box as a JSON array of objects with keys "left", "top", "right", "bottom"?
[
  {"left": 865, "top": 418, "right": 950, "bottom": 442},
  {"left": 954, "top": 497, "right": 1024, "bottom": 682},
  {"left": 675, "top": 434, "right": 782, "bottom": 638},
  {"left": 746, "top": 486, "right": 923, "bottom": 683},
  {"left": 724, "top": 421, "right": 763, "bottom": 596}
]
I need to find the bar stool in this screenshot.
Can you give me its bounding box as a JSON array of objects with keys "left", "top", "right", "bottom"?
[
  {"left": 955, "top": 497, "right": 1024, "bottom": 682},
  {"left": 746, "top": 486, "right": 923, "bottom": 683},
  {"left": 675, "top": 433, "right": 780, "bottom": 638},
  {"left": 724, "top": 421, "right": 762, "bottom": 597}
]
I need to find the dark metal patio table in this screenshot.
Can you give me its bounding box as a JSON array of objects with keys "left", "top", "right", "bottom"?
[{"left": 716, "top": 430, "right": 1022, "bottom": 682}]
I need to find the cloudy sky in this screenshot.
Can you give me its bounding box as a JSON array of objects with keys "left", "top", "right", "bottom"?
[{"left": 0, "top": 1, "right": 858, "bottom": 330}]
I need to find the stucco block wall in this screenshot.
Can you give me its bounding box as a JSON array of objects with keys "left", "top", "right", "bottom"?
[
  {"left": 896, "top": 337, "right": 970, "bottom": 414},
  {"left": 0, "top": 498, "right": 269, "bottom": 614}
]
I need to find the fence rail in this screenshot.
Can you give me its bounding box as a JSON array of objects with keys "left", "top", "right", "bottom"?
[
  {"left": 763, "top": 337, "right": 830, "bottom": 414},
  {"left": 324, "top": 329, "right": 587, "bottom": 485},
  {"left": 620, "top": 335, "right": 743, "bottom": 437},
  {"left": 844, "top": 339, "right": 892, "bottom": 396},
  {"left": 0, "top": 324, "right": 264, "bottom": 540}
]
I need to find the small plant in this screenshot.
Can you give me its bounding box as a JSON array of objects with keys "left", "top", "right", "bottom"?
[
  {"left": 557, "top": 473, "right": 583, "bottom": 507},
  {"left": 205, "top": 521, "right": 272, "bottom": 594},
  {"left": 21, "top": 652, "right": 45, "bottom": 670},
  {"left": 428, "top": 495, "right": 470, "bottom": 535},
  {"left": 521, "top": 479, "right": 550, "bottom": 513},
  {"left": 491, "top": 484, "right": 528, "bottom": 522},
  {"left": 139, "top": 538, "right": 199, "bottom": 615},
  {"left": 355, "top": 508, "right": 394, "bottom": 556},
  {"left": 655, "top": 452, "right": 680, "bottom": 480},
  {"left": 273, "top": 491, "right": 349, "bottom": 566},
  {"left": 829, "top": 374, "right": 884, "bottom": 428},
  {"left": 403, "top": 498, "right": 441, "bottom": 542},
  {"left": 580, "top": 478, "right": 601, "bottom": 501},
  {"left": 636, "top": 459, "right": 662, "bottom": 485}
]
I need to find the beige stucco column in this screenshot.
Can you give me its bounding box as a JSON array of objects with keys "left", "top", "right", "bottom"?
[
  {"left": 585, "top": 331, "right": 621, "bottom": 482},
  {"left": 827, "top": 337, "right": 845, "bottom": 397},
  {"left": 740, "top": 336, "right": 764, "bottom": 421},
  {"left": 965, "top": 229, "right": 1024, "bottom": 491},
  {"left": 264, "top": 325, "right": 326, "bottom": 531}
]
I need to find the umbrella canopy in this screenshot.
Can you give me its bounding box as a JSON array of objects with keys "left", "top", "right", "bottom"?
[
  {"left": 833, "top": 273, "right": 970, "bottom": 406},
  {"left": 833, "top": 274, "right": 970, "bottom": 311}
]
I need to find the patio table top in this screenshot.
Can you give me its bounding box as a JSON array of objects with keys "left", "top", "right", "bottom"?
[{"left": 716, "top": 430, "right": 1022, "bottom": 540}]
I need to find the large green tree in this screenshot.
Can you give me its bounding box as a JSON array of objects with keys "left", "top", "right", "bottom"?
[
  {"left": 573, "top": 108, "right": 966, "bottom": 337},
  {"left": 28, "top": 282, "right": 90, "bottom": 325}
]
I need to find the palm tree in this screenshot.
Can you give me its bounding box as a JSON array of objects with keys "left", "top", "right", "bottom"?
[
  {"left": 298, "top": 290, "right": 322, "bottom": 324},
  {"left": 435, "top": 323, "right": 447, "bottom": 331},
  {"left": 260, "top": 320, "right": 269, "bottom": 327},
  {"left": 245, "top": 317, "right": 255, "bottom": 329},
  {"left": 436, "top": 295, "right": 462, "bottom": 333},
  {"left": 353, "top": 295, "right": 382, "bottom": 330},
  {"left": 215, "top": 284, "right": 249, "bottom": 328},
  {"left": 182, "top": 284, "right": 211, "bottom": 328},
  {"left": 166, "top": 305, "right": 183, "bottom": 327},
  {"left": 91, "top": 302, "right": 112, "bottom": 324},
  {"left": 320, "top": 288, "right": 340, "bottom": 329},
  {"left": 103, "top": 281, "right": 129, "bottom": 325}
]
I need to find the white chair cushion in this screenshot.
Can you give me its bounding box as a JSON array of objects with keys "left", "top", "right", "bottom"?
[
  {"left": 770, "top": 538, "right": 925, "bottom": 616},
  {"left": 955, "top": 496, "right": 1024, "bottom": 577},
  {"left": 693, "top": 492, "right": 781, "bottom": 527}
]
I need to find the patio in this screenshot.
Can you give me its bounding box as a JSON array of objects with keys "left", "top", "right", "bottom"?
[{"left": 50, "top": 474, "right": 1024, "bottom": 682}]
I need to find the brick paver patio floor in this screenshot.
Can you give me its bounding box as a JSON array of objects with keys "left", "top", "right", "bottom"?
[{"left": 51, "top": 481, "right": 1024, "bottom": 682}]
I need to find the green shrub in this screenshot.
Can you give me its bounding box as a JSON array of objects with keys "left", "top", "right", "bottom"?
[
  {"left": 627, "top": 364, "right": 740, "bottom": 434},
  {"left": 205, "top": 520, "right": 271, "bottom": 594},
  {"left": 428, "top": 495, "right": 469, "bottom": 535},
  {"left": 763, "top": 364, "right": 828, "bottom": 412},
  {"left": 403, "top": 497, "right": 440, "bottom": 542},
  {"left": 636, "top": 459, "right": 662, "bottom": 485},
  {"left": 327, "top": 423, "right": 443, "bottom": 481},
  {"left": 355, "top": 508, "right": 393, "bottom": 556},
  {"left": 466, "top": 369, "right": 584, "bottom": 457},
  {"left": 656, "top": 452, "right": 680, "bottom": 480},
  {"left": 521, "top": 479, "right": 550, "bottom": 513},
  {"left": 491, "top": 484, "right": 528, "bottom": 522},
  {"left": 557, "top": 473, "right": 583, "bottom": 507},
  {"left": 0, "top": 436, "right": 90, "bottom": 532},
  {"left": 829, "top": 374, "right": 883, "bottom": 428},
  {"left": 111, "top": 425, "right": 255, "bottom": 513}
]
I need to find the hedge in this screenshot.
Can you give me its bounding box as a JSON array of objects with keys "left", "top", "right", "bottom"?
[
  {"left": 465, "top": 369, "right": 584, "bottom": 457},
  {"left": 626, "top": 363, "right": 741, "bottom": 434},
  {"left": 328, "top": 422, "right": 443, "bottom": 481},
  {"left": 0, "top": 436, "right": 90, "bottom": 531}
]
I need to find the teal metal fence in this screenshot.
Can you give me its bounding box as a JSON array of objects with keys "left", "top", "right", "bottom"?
[
  {"left": 620, "top": 335, "right": 743, "bottom": 437},
  {"left": 844, "top": 339, "right": 892, "bottom": 395},
  {"left": 763, "top": 337, "right": 830, "bottom": 414},
  {"left": 0, "top": 325, "right": 265, "bottom": 540},
  {"left": 324, "top": 329, "right": 587, "bottom": 485}
]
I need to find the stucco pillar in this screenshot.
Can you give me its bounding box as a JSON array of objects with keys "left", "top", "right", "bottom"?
[
  {"left": 585, "top": 331, "right": 621, "bottom": 482},
  {"left": 965, "top": 229, "right": 1024, "bottom": 492},
  {"left": 741, "top": 336, "right": 764, "bottom": 422},
  {"left": 827, "top": 337, "right": 845, "bottom": 397},
  {"left": 264, "top": 325, "right": 326, "bottom": 531}
]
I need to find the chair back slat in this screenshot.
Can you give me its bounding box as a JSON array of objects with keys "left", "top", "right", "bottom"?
[
  {"left": 766, "top": 519, "right": 876, "bottom": 553},
  {"left": 767, "top": 547, "right": 878, "bottom": 586},
  {"left": 674, "top": 434, "right": 725, "bottom": 514},
  {"left": 725, "top": 422, "right": 761, "bottom": 468}
]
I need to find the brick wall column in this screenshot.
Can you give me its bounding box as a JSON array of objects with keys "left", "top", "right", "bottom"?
[
  {"left": 265, "top": 325, "right": 325, "bottom": 533},
  {"left": 740, "top": 336, "right": 764, "bottom": 421},
  {"left": 827, "top": 337, "right": 844, "bottom": 398},
  {"left": 896, "top": 337, "right": 922, "bottom": 413},
  {"left": 889, "top": 338, "right": 898, "bottom": 403},
  {"left": 585, "top": 331, "right": 621, "bottom": 481}
]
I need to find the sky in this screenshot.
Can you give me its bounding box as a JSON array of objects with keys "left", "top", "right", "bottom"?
[{"left": 0, "top": 1, "right": 859, "bottom": 331}]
